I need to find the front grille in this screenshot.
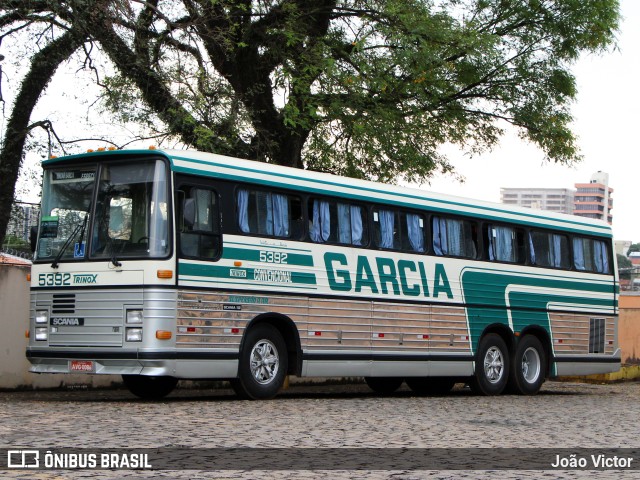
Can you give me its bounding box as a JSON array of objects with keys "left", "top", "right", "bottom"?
[{"left": 52, "top": 294, "right": 76, "bottom": 314}]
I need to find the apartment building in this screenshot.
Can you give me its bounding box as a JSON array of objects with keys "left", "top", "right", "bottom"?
[
  {"left": 500, "top": 171, "right": 613, "bottom": 226},
  {"left": 500, "top": 188, "right": 575, "bottom": 215},
  {"left": 573, "top": 171, "right": 613, "bottom": 224}
]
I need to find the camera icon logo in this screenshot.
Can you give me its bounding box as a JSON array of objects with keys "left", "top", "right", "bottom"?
[{"left": 7, "top": 450, "right": 40, "bottom": 468}]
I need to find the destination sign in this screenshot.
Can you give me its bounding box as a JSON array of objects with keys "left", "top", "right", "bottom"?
[{"left": 52, "top": 171, "right": 95, "bottom": 182}]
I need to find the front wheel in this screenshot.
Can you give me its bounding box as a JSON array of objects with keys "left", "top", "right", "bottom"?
[
  {"left": 122, "top": 375, "right": 178, "bottom": 399},
  {"left": 507, "top": 335, "right": 546, "bottom": 395},
  {"left": 470, "top": 333, "right": 509, "bottom": 396},
  {"left": 232, "top": 324, "right": 287, "bottom": 400}
]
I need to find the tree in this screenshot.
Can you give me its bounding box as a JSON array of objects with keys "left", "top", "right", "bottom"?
[
  {"left": 0, "top": 0, "right": 621, "bottom": 247},
  {"left": 627, "top": 243, "right": 640, "bottom": 256},
  {"left": 617, "top": 254, "right": 632, "bottom": 269}
]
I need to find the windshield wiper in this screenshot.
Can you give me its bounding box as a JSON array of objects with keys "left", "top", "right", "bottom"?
[
  {"left": 51, "top": 213, "right": 89, "bottom": 269},
  {"left": 105, "top": 234, "right": 122, "bottom": 268}
]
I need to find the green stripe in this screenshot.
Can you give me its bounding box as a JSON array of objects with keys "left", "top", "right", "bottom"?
[
  {"left": 179, "top": 277, "right": 318, "bottom": 290},
  {"left": 43, "top": 149, "right": 164, "bottom": 164},
  {"left": 179, "top": 262, "right": 317, "bottom": 285},
  {"left": 222, "top": 247, "right": 314, "bottom": 267}
]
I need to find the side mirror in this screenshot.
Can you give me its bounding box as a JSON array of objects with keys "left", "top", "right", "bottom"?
[
  {"left": 183, "top": 198, "right": 196, "bottom": 229},
  {"left": 30, "top": 226, "right": 38, "bottom": 253}
]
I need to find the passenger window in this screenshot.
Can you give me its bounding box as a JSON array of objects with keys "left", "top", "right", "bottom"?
[
  {"left": 310, "top": 198, "right": 367, "bottom": 246},
  {"left": 309, "top": 199, "right": 336, "bottom": 243},
  {"left": 178, "top": 186, "right": 221, "bottom": 259},
  {"left": 486, "top": 224, "right": 524, "bottom": 263},
  {"left": 401, "top": 212, "right": 425, "bottom": 252},
  {"left": 432, "top": 216, "right": 477, "bottom": 258},
  {"left": 237, "top": 188, "right": 300, "bottom": 238},
  {"left": 573, "top": 237, "right": 610, "bottom": 273},
  {"left": 528, "top": 231, "right": 569, "bottom": 269},
  {"left": 373, "top": 209, "right": 425, "bottom": 252},
  {"left": 373, "top": 208, "right": 399, "bottom": 249}
]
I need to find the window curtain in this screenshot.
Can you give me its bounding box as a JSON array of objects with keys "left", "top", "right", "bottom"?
[
  {"left": 446, "top": 219, "right": 462, "bottom": 256},
  {"left": 406, "top": 214, "right": 424, "bottom": 252},
  {"left": 573, "top": 238, "right": 586, "bottom": 270},
  {"left": 528, "top": 232, "right": 536, "bottom": 265},
  {"left": 489, "top": 226, "right": 515, "bottom": 262},
  {"left": 267, "top": 193, "right": 289, "bottom": 237},
  {"left": 379, "top": 210, "right": 395, "bottom": 248},
  {"left": 594, "top": 240, "right": 609, "bottom": 273},
  {"left": 337, "top": 204, "right": 363, "bottom": 245},
  {"left": 310, "top": 200, "right": 331, "bottom": 243},
  {"left": 237, "top": 189, "right": 250, "bottom": 233},
  {"left": 337, "top": 203, "right": 350, "bottom": 244},
  {"left": 552, "top": 234, "right": 562, "bottom": 268},
  {"left": 432, "top": 217, "right": 447, "bottom": 256},
  {"left": 350, "top": 205, "right": 363, "bottom": 246}
]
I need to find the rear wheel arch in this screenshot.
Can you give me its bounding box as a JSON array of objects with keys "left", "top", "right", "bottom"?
[{"left": 477, "top": 323, "right": 515, "bottom": 355}]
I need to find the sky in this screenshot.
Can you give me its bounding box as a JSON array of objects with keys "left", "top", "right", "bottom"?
[
  {"left": 426, "top": 0, "right": 640, "bottom": 242},
  {"left": 8, "top": 1, "right": 639, "bottom": 241}
]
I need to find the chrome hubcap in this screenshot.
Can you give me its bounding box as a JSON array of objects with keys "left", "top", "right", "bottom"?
[
  {"left": 521, "top": 347, "right": 541, "bottom": 384},
  {"left": 484, "top": 346, "right": 505, "bottom": 384},
  {"left": 249, "top": 339, "right": 279, "bottom": 385}
]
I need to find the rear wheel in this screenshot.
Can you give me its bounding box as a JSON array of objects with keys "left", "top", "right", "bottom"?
[
  {"left": 232, "top": 324, "right": 287, "bottom": 400},
  {"left": 507, "top": 335, "right": 545, "bottom": 395},
  {"left": 406, "top": 377, "right": 456, "bottom": 395},
  {"left": 364, "top": 377, "right": 403, "bottom": 394},
  {"left": 122, "top": 375, "right": 178, "bottom": 399},
  {"left": 470, "top": 333, "right": 509, "bottom": 395}
]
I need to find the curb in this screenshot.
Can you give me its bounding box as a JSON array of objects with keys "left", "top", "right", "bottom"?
[{"left": 557, "top": 365, "right": 640, "bottom": 384}]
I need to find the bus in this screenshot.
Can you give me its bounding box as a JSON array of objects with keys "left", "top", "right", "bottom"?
[{"left": 26, "top": 148, "right": 620, "bottom": 399}]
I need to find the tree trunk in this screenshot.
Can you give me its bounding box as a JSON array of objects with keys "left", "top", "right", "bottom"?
[{"left": 0, "top": 30, "right": 83, "bottom": 249}]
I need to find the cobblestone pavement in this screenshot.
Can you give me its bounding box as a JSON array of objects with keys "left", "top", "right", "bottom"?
[{"left": 0, "top": 380, "right": 639, "bottom": 479}]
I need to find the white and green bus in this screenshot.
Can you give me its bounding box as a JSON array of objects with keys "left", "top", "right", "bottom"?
[{"left": 27, "top": 148, "right": 620, "bottom": 399}]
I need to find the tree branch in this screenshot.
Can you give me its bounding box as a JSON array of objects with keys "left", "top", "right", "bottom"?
[{"left": 0, "top": 28, "right": 83, "bottom": 247}]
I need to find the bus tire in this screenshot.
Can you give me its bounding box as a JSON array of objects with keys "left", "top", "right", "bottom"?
[
  {"left": 122, "top": 375, "right": 178, "bottom": 399},
  {"left": 470, "top": 333, "right": 509, "bottom": 396},
  {"left": 364, "top": 377, "right": 403, "bottom": 394},
  {"left": 406, "top": 377, "right": 455, "bottom": 395},
  {"left": 508, "top": 335, "right": 545, "bottom": 395},
  {"left": 233, "top": 324, "right": 287, "bottom": 400}
]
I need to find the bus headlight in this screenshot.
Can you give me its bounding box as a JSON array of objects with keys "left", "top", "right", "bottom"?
[
  {"left": 126, "top": 328, "right": 143, "bottom": 342},
  {"left": 126, "top": 310, "right": 143, "bottom": 324},
  {"left": 35, "top": 327, "right": 48, "bottom": 341},
  {"left": 35, "top": 310, "right": 49, "bottom": 324}
]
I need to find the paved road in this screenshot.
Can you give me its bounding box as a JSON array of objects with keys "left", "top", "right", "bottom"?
[{"left": 1, "top": 380, "right": 639, "bottom": 479}]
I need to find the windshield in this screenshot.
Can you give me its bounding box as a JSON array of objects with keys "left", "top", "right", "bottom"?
[
  {"left": 36, "top": 158, "right": 170, "bottom": 262},
  {"left": 91, "top": 159, "right": 170, "bottom": 260},
  {"left": 36, "top": 167, "right": 96, "bottom": 261}
]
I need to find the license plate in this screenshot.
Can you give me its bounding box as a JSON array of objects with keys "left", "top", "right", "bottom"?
[{"left": 70, "top": 360, "right": 94, "bottom": 372}]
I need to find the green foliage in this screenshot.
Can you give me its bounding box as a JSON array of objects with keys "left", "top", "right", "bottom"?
[
  {"left": 1, "top": 0, "right": 622, "bottom": 185},
  {"left": 628, "top": 243, "right": 640, "bottom": 256},
  {"left": 617, "top": 254, "right": 632, "bottom": 269}
]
